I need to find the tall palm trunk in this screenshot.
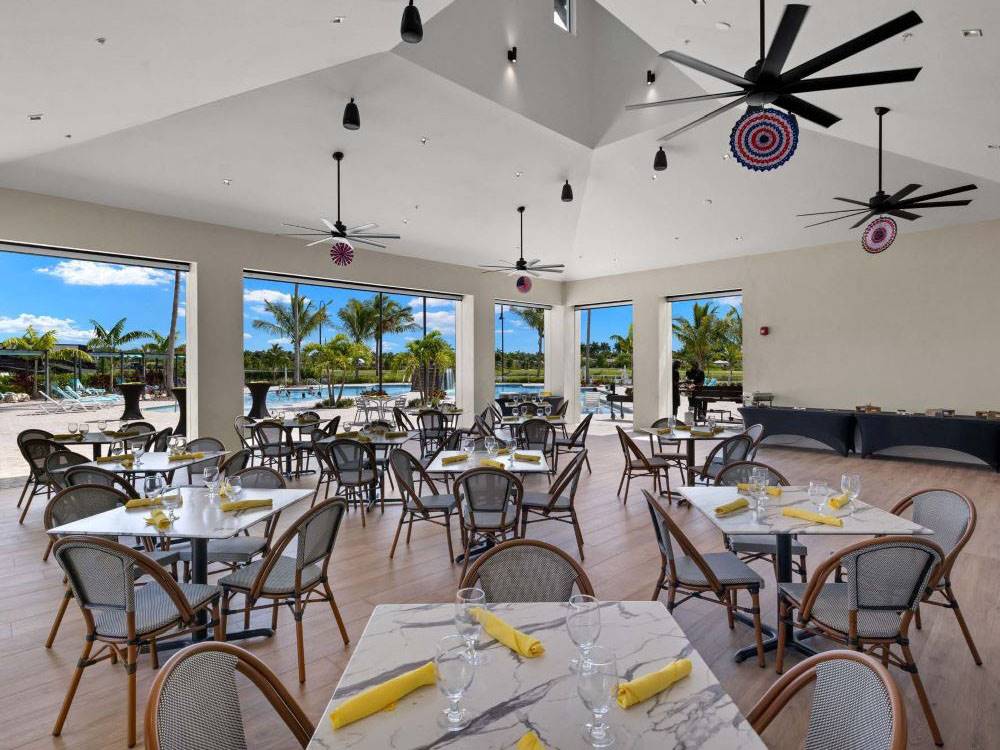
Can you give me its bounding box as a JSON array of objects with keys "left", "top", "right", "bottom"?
[
  {"left": 536, "top": 334, "right": 543, "bottom": 377},
  {"left": 293, "top": 282, "right": 301, "bottom": 384},
  {"left": 164, "top": 270, "right": 180, "bottom": 390}
]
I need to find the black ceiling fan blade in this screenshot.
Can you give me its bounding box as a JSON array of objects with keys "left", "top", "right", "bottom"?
[
  {"left": 625, "top": 91, "right": 746, "bottom": 111},
  {"left": 658, "top": 96, "right": 748, "bottom": 142},
  {"left": 887, "top": 209, "right": 921, "bottom": 221},
  {"left": 833, "top": 197, "right": 870, "bottom": 207},
  {"left": 782, "top": 10, "right": 922, "bottom": 82},
  {"left": 785, "top": 68, "right": 921, "bottom": 94},
  {"left": 887, "top": 183, "right": 922, "bottom": 203},
  {"left": 279, "top": 232, "right": 328, "bottom": 236},
  {"left": 349, "top": 234, "right": 401, "bottom": 240},
  {"left": 660, "top": 50, "right": 751, "bottom": 87},
  {"left": 773, "top": 94, "right": 840, "bottom": 127},
  {"left": 762, "top": 4, "right": 810, "bottom": 76},
  {"left": 282, "top": 222, "right": 326, "bottom": 233},
  {"left": 350, "top": 238, "right": 387, "bottom": 249},
  {"left": 899, "top": 184, "right": 978, "bottom": 203},
  {"left": 797, "top": 208, "right": 874, "bottom": 217},
  {"left": 803, "top": 211, "right": 869, "bottom": 228},
  {"left": 850, "top": 211, "right": 879, "bottom": 229},
  {"left": 900, "top": 200, "right": 973, "bottom": 209}
]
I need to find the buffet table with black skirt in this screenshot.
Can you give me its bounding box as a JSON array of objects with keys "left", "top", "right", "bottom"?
[{"left": 739, "top": 405, "right": 856, "bottom": 456}]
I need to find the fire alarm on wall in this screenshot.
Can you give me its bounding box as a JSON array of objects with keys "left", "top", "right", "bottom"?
[{"left": 759, "top": 326, "right": 769, "bottom": 336}]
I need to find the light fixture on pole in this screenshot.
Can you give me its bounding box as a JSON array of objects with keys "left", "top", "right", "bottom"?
[
  {"left": 653, "top": 146, "right": 668, "bottom": 171},
  {"left": 342, "top": 98, "right": 360, "bottom": 130},
  {"left": 400, "top": 1, "right": 423, "bottom": 43},
  {"left": 561, "top": 180, "right": 574, "bottom": 202},
  {"left": 507, "top": 46, "right": 518, "bottom": 64}
]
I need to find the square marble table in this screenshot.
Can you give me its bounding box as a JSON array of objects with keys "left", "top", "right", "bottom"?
[
  {"left": 425, "top": 449, "right": 549, "bottom": 475},
  {"left": 637, "top": 426, "right": 745, "bottom": 483},
  {"left": 678, "top": 485, "right": 931, "bottom": 663},
  {"left": 50, "top": 428, "right": 155, "bottom": 458},
  {"left": 307, "top": 601, "right": 765, "bottom": 750},
  {"left": 81, "top": 450, "right": 226, "bottom": 476}
]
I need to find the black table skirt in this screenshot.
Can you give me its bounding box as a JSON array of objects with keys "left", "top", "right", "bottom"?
[
  {"left": 855, "top": 412, "right": 1000, "bottom": 471},
  {"left": 740, "top": 406, "right": 855, "bottom": 456}
]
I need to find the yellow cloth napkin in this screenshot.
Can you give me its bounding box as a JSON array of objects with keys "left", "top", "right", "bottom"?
[
  {"left": 329, "top": 661, "right": 437, "bottom": 730},
  {"left": 714, "top": 497, "right": 749, "bottom": 516},
  {"left": 126, "top": 496, "right": 181, "bottom": 510},
  {"left": 828, "top": 493, "right": 850, "bottom": 509},
  {"left": 766, "top": 486, "right": 783, "bottom": 497},
  {"left": 336, "top": 432, "right": 359, "bottom": 438},
  {"left": 441, "top": 453, "right": 469, "bottom": 465},
  {"left": 102, "top": 430, "right": 127, "bottom": 438},
  {"left": 496, "top": 448, "right": 511, "bottom": 456},
  {"left": 736, "top": 482, "right": 751, "bottom": 492},
  {"left": 673, "top": 424, "right": 690, "bottom": 431},
  {"left": 168, "top": 452, "right": 205, "bottom": 462},
  {"left": 502, "top": 417, "right": 518, "bottom": 423},
  {"left": 386, "top": 431, "right": 408, "bottom": 438},
  {"left": 782, "top": 507, "right": 844, "bottom": 527},
  {"left": 479, "top": 458, "right": 506, "bottom": 469},
  {"left": 690, "top": 429, "right": 713, "bottom": 438},
  {"left": 472, "top": 608, "right": 544, "bottom": 658},
  {"left": 616, "top": 658, "right": 692, "bottom": 709},
  {"left": 356, "top": 436, "right": 372, "bottom": 443},
  {"left": 540, "top": 391, "right": 552, "bottom": 397},
  {"left": 144, "top": 510, "right": 171, "bottom": 531},
  {"left": 95, "top": 455, "right": 128, "bottom": 464},
  {"left": 517, "top": 731, "right": 546, "bottom": 750},
  {"left": 656, "top": 427, "right": 673, "bottom": 435},
  {"left": 513, "top": 452, "right": 541, "bottom": 464},
  {"left": 51, "top": 433, "right": 82, "bottom": 441},
  {"left": 545, "top": 415, "right": 561, "bottom": 421},
  {"left": 220, "top": 498, "right": 273, "bottom": 512}
]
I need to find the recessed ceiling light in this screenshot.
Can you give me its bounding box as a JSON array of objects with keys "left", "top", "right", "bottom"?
[
  {"left": 651, "top": 174, "right": 658, "bottom": 181},
  {"left": 28, "top": 113, "right": 43, "bottom": 121},
  {"left": 988, "top": 144, "right": 1000, "bottom": 150},
  {"left": 735, "top": 234, "right": 744, "bottom": 241},
  {"left": 901, "top": 32, "right": 914, "bottom": 42},
  {"left": 673, "top": 236, "right": 680, "bottom": 240},
  {"left": 64, "top": 134, "right": 72, "bottom": 139},
  {"left": 962, "top": 28, "right": 983, "bottom": 37},
  {"left": 420, "top": 136, "right": 428, "bottom": 144},
  {"left": 703, "top": 198, "right": 713, "bottom": 206},
  {"left": 715, "top": 21, "right": 732, "bottom": 31},
  {"left": 690, "top": 0, "right": 708, "bottom": 5},
  {"left": 722, "top": 152, "right": 731, "bottom": 160},
  {"left": 222, "top": 178, "right": 232, "bottom": 186},
  {"left": 330, "top": 16, "right": 346, "bottom": 24},
  {"left": 514, "top": 170, "right": 523, "bottom": 178},
  {"left": 95, "top": 36, "right": 107, "bottom": 45},
  {"left": 402, "top": 218, "right": 409, "bottom": 224}
]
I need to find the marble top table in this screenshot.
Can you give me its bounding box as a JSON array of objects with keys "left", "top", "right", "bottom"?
[
  {"left": 307, "top": 601, "right": 765, "bottom": 750},
  {"left": 499, "top": 415, "right": 566, "bottom": 427},
  {"left": 50, "top": 429, "right": 155, "bottom": 459},
  {"left": 425, "top": 449, "right": 549, "bottom": 475},
  {"left": 326, "top": 430, "right": 417, "bottom": 447},
  {"left": 637, "top": 425, "right": 745, "bottom": 483},
  {"left": 81, "top": 450, "right": 226, "bottom": 475},
  {"left": 678, "top": 485, "right": 931, "bottom": 663}
]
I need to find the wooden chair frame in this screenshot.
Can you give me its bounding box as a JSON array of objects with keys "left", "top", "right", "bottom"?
[
  {"left": 555, "top": 412, "right": 593, "bottom": 474},
  {"left": 616, "top": 427, "right": 682, "bottom": 503},
  {"left": 519, "top": 450, "right": 588, "bottom": 559},
  {"left": 15, "top": 428, "right": 53, "bottom": 512},
  {"left": 322, "top": 438, "right": 379, "bottom": 523},
  {"left": 453, "top": 467, "right": 524, "bottom": 580},
  {"left": 388, "top": 448, "right": 456, "bottom": 560},
  {"left": 689, "top": 433, "right": 754, "bottom": 485},
  {"left": 460, "top": 539, "right": 595, "bottom": 597},
  {"left": 16, "top": 436, "right": 60, "bottom": 524}
]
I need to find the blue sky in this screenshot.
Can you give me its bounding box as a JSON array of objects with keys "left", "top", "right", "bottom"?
[{"left": 670, "top": 296, "right": 743, "bottom": 351}]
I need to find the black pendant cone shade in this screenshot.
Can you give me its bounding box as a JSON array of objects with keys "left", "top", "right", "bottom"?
[
  {"left": 401, "top": 1, "right": 423, "bottom": 44},
  {"left": 561, "top": 180, "right": 573, "bottom": 202},
  {"left": 343, "top": 98, "right": 360, "bottom": 130},
  {"left": 653, "top": 146, "right": 668, "bottom": 171}
]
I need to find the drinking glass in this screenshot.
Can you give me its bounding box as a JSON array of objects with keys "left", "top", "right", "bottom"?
[
  {"left": 204, "top": 466, "right": 220, "bottom": 496},
  {"left": 577, "top": 645, "right": 618, "bottom": 748},
  {"left": 97, "top": 420, "right": 108, "bottom": 432},
  {"left": 567, "top": 594, "right": 602, "bottom": 672},
  {"left": 667, "top": 416, "right": 676, "bottom": 430},
  {"left": 461, "top": 435, "right": 476, "bottom": 455},
  {"left": 808, "top": 480, "right": 830, "bottom": 513},
  {"left": 544, "top": 404, "right": 553, "bottom": 417},
  {"left": 435, "top": 634, "right": 475, "bottom": 731},
  {"left": 67, "top": 422, "right": 78, "bottom": 435},
  {"left": 707, "top": 417, "right": 717, "bottom": 432},
  {"left": 143, "top": 474, "right": 165, "bottom": 499},
  {"left": 228, "top": 475, "right": 242, "bottom": 497},
  {"left": 78, "top": 423, "right": 90, "bottom": 437},
  {"left": 454, "top": 588, "right": 486, "bottom": 666},
  {"left": 520, "top": 404, "right": 529, "bottom": 417},
  {"left": 160, "top": 484, "right": 181, "bottom": 520},
  {"left": 841, "top": 473, "right": 861, "bottom": 512},
  {"left": 750, "top": 466, "right": 769, "bottom": 511},
  {"left": 484, "top": 437, "right": 498, "bottom": 458},
  {"left": 130, "top": 445, "right": 143, "bottom": 466}
]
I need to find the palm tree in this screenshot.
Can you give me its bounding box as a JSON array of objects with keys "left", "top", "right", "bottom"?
[
  {"left": 402, "top": 331, "right": 456, "bottom": 403},
  {"left": 1, "top": 325, "right": 94, "bottom": 396},
  {"left": 672, "top": 302, "right": 721, "bottom": 372},
  {"left": 262, "top": 343, "right": 292, "bottom": 382},
  {"left": 336, "top": 298, "right": 377, "bottom": 378},
  {"left": 305, "top": 335, "right": 369, "bottom": 401},
  {"left": 369, "top": 295, "right": 418, "bottom": 386},
  {"left": 513, "top": 307, "right": 545, "bottom": 376},
  {"left": 88, "top": 318, "right": 150, "bottom": 388},
  {"left": 609, "top": 323, "right": 634, "bottom": 372},
  {"left": 251, "top": 283, "right": 329, "bottom": 384},
  {"left": 720, "top": 307, "right": 743, "bottom": 382},
  {"left": 164, "top": 269, "right": 181, "bottom": 390}
]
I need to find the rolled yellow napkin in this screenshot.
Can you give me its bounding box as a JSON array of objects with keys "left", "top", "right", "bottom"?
[
  {"left": 513, "top": 452, "right": 541, "bottom": 464},
  {"left": 51, "top": 433, "right": 82, "bottom": 441},
  {"left": 518, "top": 730, "right": 546, "bottom": 750},
  {"left": 336, "top": 431, "right": 359, "bottom": 438},
  {"left": 540, "top": 391, "right": 552, "bottom": 397},
  {"left": 502, "top": 417, "right": 518, "bottom": 423},
  {"left": 782, "top": 507, "right": 843, "bottom": 527},
  {"left": 690, "top": 429, "right": 713, "bottom": 438},
  {"left": 616, "top": 658, "right": 692, "bottom": 709},
  {"left": 220, "top": 498, "right": 273, "bottom": 512},
  {"left": 472, "top": 608, "right": 543, "bottom": 658},
  {"left": 673, "top": 424, "right": 690, "bottom": 431},
  {"left": 168, "top": 452, "right": 205, "bottom": 462},
  {"left": 714, "top": 497, "right": 749, "bottom": 516},
  {"left": 126, "top": 496, "right": 176, "bottom": 510},
  {"left": 356, "top": 436, "right": 372, "bottom": 443},
  {"left": 736, "top": 482, "right": 751, "bottom": 492},
  {"left": 386, "top": 431, "right": 408, "bottom": 438},
  {"left": 766, "top": 486, "right": 783, "bottom": 497},
  {"left": 479, "top": 458, "right": 506, "bottom": 469},
  {"left": 545, "top": 415, "right": 560, "bottom": 421},
  {"left": 828, "top": 493, "right": 850, "bottom": 509},
  {"left": 96, "top": 454, "right": 127, "bottom": 464},
  {"left": 496, "top": 448, "right": 511, "bottom": 456},
  {"left": 144, "top": 510, "right": 171, "bottom": 531},
  {"left": 441, "top": 453, "right": 469, "bottom": 465},
  {"left": 329, "top": 661, "right": 437, "bottom": 730},
  {"left": 656, "top": 427, "right": 673, "bottom": 435}
]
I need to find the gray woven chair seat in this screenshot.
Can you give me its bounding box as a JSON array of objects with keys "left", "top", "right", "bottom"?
[
  {"left": 780, "top": 582, "right": 902, "bottom": 639},
  {"left": 554, "top": 437, "right": 581, "bottom": 448},
  {"left": 406, "top": 494, "right": 455, "bottom": 512},
  {"left": 460, "top": 510, "right": 517, "bottom": 530},
  {"left": 93, "top": 581, "right": 220, "bottom": 639},
  {"left": 675, "top": 552, "right": 764, "bottom": 588},
  {"left": 145, "top": 548, "right": 181, "bottom": 567},
  {"left": 628, "top": 456, "right": 677, "bottom": 469},
  {"left": 261, "top": 446, "right": 293, "bottom": 457},
  {"left": 729, "top": 534, "right": 807, "bottom": 556},
  {"left": 219, "top": 556, "right": 322, "bottom": 595},
  {"left": 338, "top": 469, "right": 375, "bottom": 484},
  {"left": 172, "top": 536, "right": 268, "bottom": 564},
  {"left": 521, "top": 491, "right": 571, "bottom": 510}
]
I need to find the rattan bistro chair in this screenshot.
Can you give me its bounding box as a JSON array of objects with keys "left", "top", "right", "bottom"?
[
  {"left": 460, "top": 540, "right": 595, "bottom": 602},
  {"left": 453, "top": 467, "right": 524, "bottom": 579},
  {"left": 890, "top": 488, "right": 982, "bottom": 665},
  {"left": 417, "top": 409, "right": 449, "bottom": 456},
  {"left": 65, "top": 464, "right": 140, "bottom": 498},
  {"left": 51, "top": 536, "right": 222, "bottom": 748},
  {"left": 647, "top": 417, "right": 687, "bottom": 464},
  {"left": 520, "top": 449, "right": 588, "bottom": 558},
  {"left": 388, "top": 449, "right": 457, "bottom": 560},
  {"left": 145, "top": 641, "right": 315, "bottom": 750},
  {"left": 644, "top": 490, "right": 766, "bottom": 667},
  {"left": 146, "top": 427, "right": 173, "bottom": 452},
  {"left": 253, "top": 422, "right": 295, "bottom": 474},
  {"left": 520, "top": 418, "right": 557, "bottom": 479},
  {"left": 748, "top": 650, "right": 907, "bottom": 750},
  {"left": 555, "top": 412, "right": 593, "bottom": 473},
  {"left": 45, "top": 449, "right": 91, "bottom": 491},
  {"left": 690, "top": 433, "right": 753, "bottom": 485},
  {"left": 744, "top": 423, "right": 765, "bottom": 460},
  {"left": 324, "top": 439, "right": 379, "bottom": 524},
  {"left": 218, "top": 449, "right": 252, "bottom": 478},
  {"left": 715, "top": 461, "right": 808, "bottom": 582},
  {"left": 219, "top": 499, "right": 350, "bottom": 684},
  {"left": 16, "top": 428, "right": 53, "bottom": 506},
  {"left": 615, "top": 426, "right": 682, "bottom": 503},
  {"left": 234, "top": 416, "right": 259, "bottom": 464},
  {"left": 775, "top": 536, "right": 945, "bottom": 746},
  {"left": 16, "top": 435, "right": 60, "bottom": 523}
]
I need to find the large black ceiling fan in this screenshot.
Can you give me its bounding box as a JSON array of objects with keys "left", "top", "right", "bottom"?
[
  {"left": 479, "top": 206, "right": 565, "bottom": 276},
  {"left": 280, "top": 151, "right": 400, "bottom": 249},
  {"left": 798, "top": 107, "right": 977, "bottom": 229},
  {"left": 626, "top": 1, "right": 923, "bottom": 142}
]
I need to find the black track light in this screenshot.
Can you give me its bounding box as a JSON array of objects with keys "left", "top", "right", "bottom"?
[
  {"left": 507, "top": 46, "right": 518, "bottom": 64},
  {"left": 401, "top": 1, "right": 423, "bottom": 44},
  {"left": 646, "top": 70, "right": 655, "bottom": 85},
  {"left": 343, "top": 97, "right": 360, "bottom": 130},
  {"left": 653, "top": 146, "right": 668, "bottom": 171},
  {"left": 561, "top": 180, "right": 574, "bottom": 202}
]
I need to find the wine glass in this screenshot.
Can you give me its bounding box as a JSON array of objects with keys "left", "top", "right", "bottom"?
[
  {"left": 454, "top": 588, "right": 486, "bottom": 666},
  {"left": 435, "top": 634, "right": 475, "bottom": 732},
  {"left": 750, "top": 466, "right": 769, "bottom": 511},
  {"left": 461, "top": 435, "right": 476, "bottom": 456},
  {"left": 79, "top": 423, "right": 91, "bottom": 437},
  {"left": 520, "top": 404, "right": 529, "bottom": 417},
  {"left": 544, "top": 404, "right": 553, "bottom": 417},
  {"left": 484, "top": 436, "right": 498, "bottom": 458},
  {"left": 97, "top": 420, "right": 108, "bottom": 433},
  {"left": 227, "top": 475, "right": 242, "bottom": 497},
  {"left": 577, "top": 645, "right": 618, "bottom": 748},
  {"left": 160, "top": 483, "right": 181, "bottom": 521},
  {"left": 143, "top": 474, "right": 165, "bottom": 499},
  {"left": 67, "top": 422, "right": 78, "bottom": 435},
  {"left": 667, "top": 415, "right": 676, "bottom": 430},
  {"left": 841, "top": 473, "right": 861, "bottom": 512},
  {"left": 130, "top": 445, "right": 143, "bottom": 466},
  {"left": 204, "top": 466, "right": 220, "bottom": 496},
  {"left": 808, "top": 480, "right": 830, "bottom": 513},
  {"left": 567, "top": 594, "right": 601, "bottom": 672}
]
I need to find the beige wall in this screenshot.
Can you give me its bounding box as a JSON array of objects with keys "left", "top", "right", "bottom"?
[
  {"left": 562, "top": 218, "right": 1000, "bottom": 426},
  {"left": 0, "top": 188, "right": 562, "bottom": 447}
]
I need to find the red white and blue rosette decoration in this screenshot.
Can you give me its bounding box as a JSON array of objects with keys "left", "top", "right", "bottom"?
[
  {"left": 515, "top": 275, "right": 532, "bottom": 294},
  {"left": 862, "top": 216, "right": 896, "bottom": 254},
  {"left": 329, "top": 239, "right": 354, "bottom": 266},
  {"left": 729, "top": 107, "right": 799, "bottom": 172}
]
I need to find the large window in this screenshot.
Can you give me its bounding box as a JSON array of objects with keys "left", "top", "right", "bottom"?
[
  {"left": 243, "top": 275, "right": 458, "bottom": 409},
  {"left": 553, "top": 0, "right": 573, "bottom": 32},
  {"left": 495, "top": 302, "right": 545, "bottom": 388},
  {"left": 578, "top": 303, "right": 633, "bottom": 420}
]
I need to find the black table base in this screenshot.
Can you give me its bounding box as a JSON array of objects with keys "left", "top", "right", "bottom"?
[
  {"left": 170, "top": 386, "right": 187, "bottom": 436},
  {"left": 247, "top": 382, "right": 272, "bottom": 420},
  {"left": 118, "top": 383, "right": 145, "bottom": 421}
]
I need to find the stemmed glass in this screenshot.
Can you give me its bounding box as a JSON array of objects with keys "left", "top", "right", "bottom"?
[
  {"left": 461, "top": 435, "right": 476, "bottom": 456},
  {"left": 577, "top": 645, "right": 618, "bottom": 748},
  {"left": 160, "top": 483, "right": 181, "bottom": 521},
  {"left": 567, "top": 594, "right": 601, "bottom": 672},
  {"left": 204, "top": 466, "right": 220, "bottom": 496},
  {"left": 67, "top": 421, "right": 78, "bottom": 435},
  {"left": 749, "top": 466, "right": 769, "bottom": 513},
  {"left": 454, "top": 588, "right": 487, "bottom": 665},
  {"left": 78, "top": 423, "right": 90, "bottom": 438},
  {"left": 484, "top": 436, "right": 498, "bottom": 458},
  {"left": 544, "top": 404, "right": 553, "bottom": 417},
  {"left": 435, "top": 634, "right": 475, "bottom": 732},
  {"left": 840, "top": 473, "right": 861, "bottom": 513},
  {"left": 130, "top": 444, "right": 143, "bottom": 467},
  {"left": 808, "top": 480, "right": 830, "bottom": 513},
  {"left": 520, "top": 404, "right": 530, "bottom": 417},
  {"left": 97, "top": 420, "right": 108, "bottom": 433}
]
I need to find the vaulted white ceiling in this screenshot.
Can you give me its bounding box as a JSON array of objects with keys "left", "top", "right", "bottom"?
[{"left": 0, "top": 0, "right": 997, "bottom": 280}]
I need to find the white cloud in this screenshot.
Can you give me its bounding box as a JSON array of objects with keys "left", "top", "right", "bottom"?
[
  {"left": 0, "top": 313, "right": 93, "bottom": 343},
  {"left": 716, "top": 295, "right": 743, "bottom": 309},
  {"left": 176, "top": 305, "right": 186, "bottom": 318},
  {"left": 243, "top": 332, "right": 252, "bottom": 340},
  {"left": 244, "top": 288, "right": 291, "bottom": 307},
  {"left": 425, "top": 311, "right": 456, "bottom": 333},
  {"left": 37, "top": 260, "right": 173, "bottom": 287},
  {"left": 408, "top": 297, "right": 455, "bottom": 311},
  {"left": 268, "top": 337, "right": 291, "bottom": 346}
]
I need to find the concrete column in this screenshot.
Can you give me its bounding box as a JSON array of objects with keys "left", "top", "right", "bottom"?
[{"left": 631, "top": 296, "right": 661, "bottom": 428}]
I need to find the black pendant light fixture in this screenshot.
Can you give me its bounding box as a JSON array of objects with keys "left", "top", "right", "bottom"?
[
  {"left": 342, "top": 98, "right": 360, "bottom": 130},
  {"left": 653, "top": 146, "right": 668, "bottom": 171},
  {"left": 561, "top": 180, "right": 574, "bottom": 202},
  {"left": 400, "top": 1, "right": 423, "bottom": 44}
]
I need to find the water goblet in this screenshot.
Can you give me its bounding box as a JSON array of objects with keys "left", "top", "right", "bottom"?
[
  {"left": 97, "top": 420, "right": 108, "bottom": 433},
  {"left": 143, "top": 474, "right": 165, "bottom": 499},
  {"left": 67, "top": 422, "right": 78, "bottom": 435},
  {"left": 160, "top": 486, "right": 181, "bottom": 521},
  {"left": 454, "top": 588, "right": 486, "bottom": 666},
  {"left": 485, "top": 437, "right": 498, "bottom": 458},
  {"left": 130, "top": 445, "right": 143, "bottom": 466},
  {"left": 577, "top": 645, "right": 618, "bottom": 748},
  {"left": 436, "top": 634, "right": 475, "bottom": 732},
  {"left": 78, "top": 423, "right": 90, "bottom": 437},
  {"left": 227, "top": 475, "right": 242, "bottom": 497},
  {"left": 841, "top": 473, "right": 861, "bottom": 512},
  {"left": 808, "top": 480, "right": 830, "bottom": 513},
  {"left": 204, "top": 466, "right": 220, "bottom": 496},
  {"left": 544, "top": 404, "right": 553, "bottom": 417},
  {"left": 461, "top": 435, "right": 476, "bottom": 456},
  {"left": 567, "top": 594, "right": 601, "bottom": 672},
  {"left": 667, "top": 416, "right": 676, "bottom": 430},
  {"left": 520, "top": 404, "right": 529, "bottom": 417},
  {"left": 750, "top": 466, "right": 769, "bottom": 512}
]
